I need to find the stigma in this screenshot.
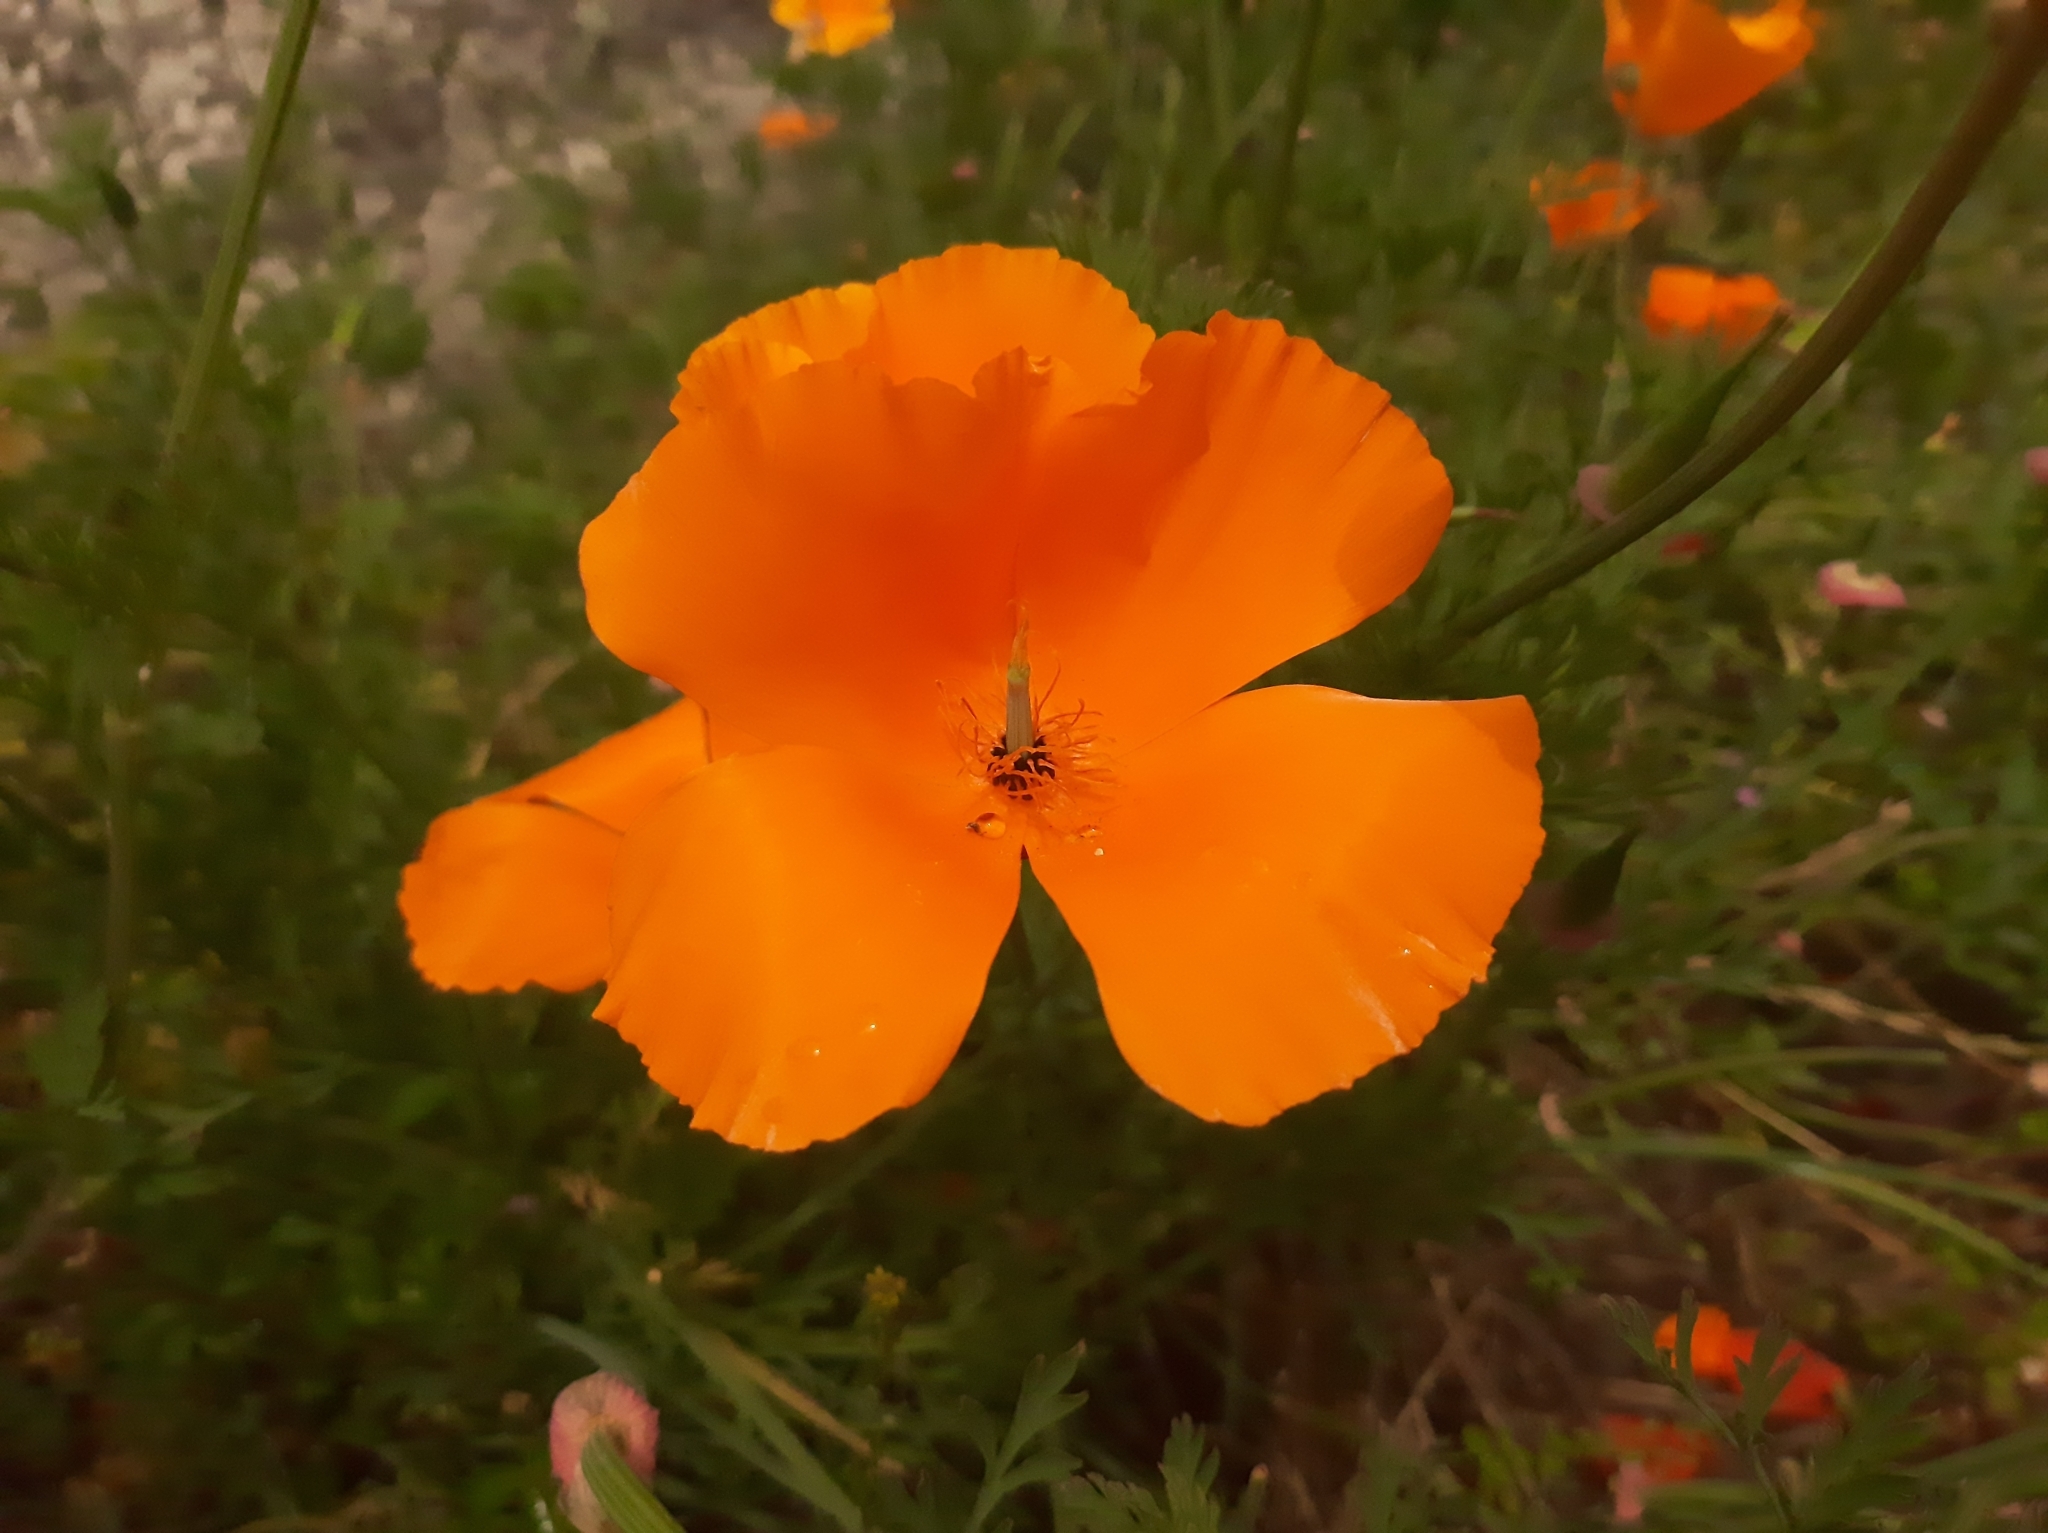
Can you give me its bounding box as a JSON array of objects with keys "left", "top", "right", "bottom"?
[{"left": 957, "top": 614, "right": 1107, "bottom": 836}]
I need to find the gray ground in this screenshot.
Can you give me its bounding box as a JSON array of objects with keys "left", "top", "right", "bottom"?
[{"left": 0, "top": 0, "right": 784, "bottom": 338}]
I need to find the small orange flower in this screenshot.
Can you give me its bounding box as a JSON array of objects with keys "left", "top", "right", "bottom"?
[
  {"left": 1654, "top": 1305, "right": 1849, "bottom": 1422},
  {"left": 412, "top": 246, "right": 1546, "bottom": 1152},
  {"left": 771, "top": 0, "right": 893, "bottom": 58},
  {"left": 757, "top": 106, "right": 840, "bottom": 149},
  {"left": 1643, "top": 265, "right": 1784, "bottom": 349},
  {"left": 1529, "top": 162, "right": 1659, "bottom": 250},
  {"left": 1604, "top": 0, "right": 1815, "bottom": 137},
  {"left": 1596, "top": 1413, "right": 1717, "bottom": 1483}
]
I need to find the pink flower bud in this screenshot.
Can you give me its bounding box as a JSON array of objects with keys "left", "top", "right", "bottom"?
[
  {"left": 1816, "top": 560, "right": 1906, "bottom": 610},
  {"left": 2026, "top": 446, "right": 2048, "bottom": 486},
  {"left": 550, "top": 1373, "right": 659, "bottom": 1533}
]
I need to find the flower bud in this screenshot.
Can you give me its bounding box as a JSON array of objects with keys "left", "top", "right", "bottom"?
[{"left": 550, "top": 1373, "right": 659, "bottom": 1533}]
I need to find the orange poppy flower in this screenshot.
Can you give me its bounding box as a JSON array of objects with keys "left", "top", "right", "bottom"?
[
  {"left": 1604, "top": 0, "right": 1815, "bottom": 138},
  {"left": 757, "top": 107, "right": 840, "bottom": 149},
  {"left": 1529, "top": 162, "right": 1659, "bottom": 250},
  {"left": 1643, "top": 265, "right": 1783, "bottom": 349},
  {"left": 399, "top": 700, "right": 717, "bottom": 994},
  {"left": 771, "top": 0, "right": 893, "bottom": 58},
  {"left": 1654, "top": 1305, "right": 1849, "bottom": 1422},
  {"left": 559, "top": 245, "right": 1550, "bottom": 1150}
]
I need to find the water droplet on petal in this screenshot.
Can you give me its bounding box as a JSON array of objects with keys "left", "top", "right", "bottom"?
[
  {"left": 1092, "top": 847, "right": 1105, "bottom": 857},
  {"left": 969, "top": 812, "right": 1007, "bottom": 838}
]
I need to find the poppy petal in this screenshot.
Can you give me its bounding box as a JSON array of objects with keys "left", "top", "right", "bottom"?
[
  {"left": 582, "top": 361, "right": 1025, "bottom": 776},
  {"left": 853, "top": 245, "right": 1155, "bottom": 420},
  {"left": 1019, "top": 317, "right": 1452, "bottom": 753},
  {"left": 399, "top": 700, "right": 713, "bottom": 992},
  {"left": 598, "top": 745, "right": 1021, "bottom": 1150},
  {"left": 674, "top": 281, "right": 879, "bottom": 416},
  {"left": 1029, "top": 685, "right": 1543, "bottom": 1124}
]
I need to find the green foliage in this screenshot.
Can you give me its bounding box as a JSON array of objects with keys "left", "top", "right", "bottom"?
[{"left": 1054, "top": 1419, "right": 1249, "bottom": 1533}]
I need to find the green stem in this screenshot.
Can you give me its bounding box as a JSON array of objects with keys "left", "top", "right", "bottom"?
[
  {"left": 582, "top": 1430, "right": 686, "bottom": 1533},
  {"left": 1256, "top": 0, "right": 1327, "bottom": 277},
  {"left": 100, "top": 706, "right": 136, "bottom": 1030},
  {"left": 1439, "top": 0, "right": 2048, "bottom": 652},
  {"left": 1204, "top": 0, "right": 1237, "bottom": 172},
  {"left": 1467, "top": 0, "right": 1597, "bottom": 277},
  {"left": 160, "top": 0, "right": 324, "bottom": 475}
]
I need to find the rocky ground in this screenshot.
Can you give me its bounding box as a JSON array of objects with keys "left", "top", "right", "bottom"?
[{"left": 0, "top": 0, "right": 781, "bottom": 341}]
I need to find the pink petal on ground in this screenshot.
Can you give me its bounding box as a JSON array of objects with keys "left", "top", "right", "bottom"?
[
  {"left": 2025, "top": 446, "right": 2048, "bottom": 486},
  {"left": 1575, "top": 463, "right": 1614, "bottom": 523},
  {"left": 1816, "top": 560, "right": 1907, "bottom": 609}
]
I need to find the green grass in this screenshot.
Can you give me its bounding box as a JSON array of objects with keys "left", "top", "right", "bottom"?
[{"left": 3, "top": 0, "right": 2048, "bottom": 1529}]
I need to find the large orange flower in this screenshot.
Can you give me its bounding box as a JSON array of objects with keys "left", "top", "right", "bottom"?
[
  {"left": 551, "top": 244, "right": 1547, "bottom": 1150},
  {"left": 771, "top": 0, "right": 893, "bottom": 58},
  {"left": 1604, "top": 0, "right": 1815, "bottom": 138}
]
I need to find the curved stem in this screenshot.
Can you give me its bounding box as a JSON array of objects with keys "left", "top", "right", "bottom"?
[
  {"left": 1440, "top": 0, "right": 2048, "bottom": 652},
  {"left": 160, "top": 0, "right": 324, "bottom": 476}
]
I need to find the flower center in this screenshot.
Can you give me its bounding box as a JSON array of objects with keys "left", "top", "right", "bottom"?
[{"left": 956, "top": 616, "right": 1107, "bottom": 838}]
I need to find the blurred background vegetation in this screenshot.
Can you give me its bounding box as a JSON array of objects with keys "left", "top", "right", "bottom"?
[{"left": 3, "top": 0, "right": 2048, "bottom": 1528}]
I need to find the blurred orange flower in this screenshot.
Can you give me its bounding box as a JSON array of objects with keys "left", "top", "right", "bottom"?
[
  {"left": 399, "top": 701, "right": 717, "bottom": 993},
  {"left": 1604, "top": 0, "right": 1815, "bottom": 137},
  {"left": 772, "top": 0, "right": 893, "bottom": 58},
  {"left": 1596, "top": 1413, "right": 1717, "bottom": 1482},
  {"left": 757, "top": 106, "right": 840, "bottom": 148},
  {"left": 1655, "top": 1305, "right": 1849, "bottom": 1422},
  {"left": 1530, "top": 161, "right": 1659, "bottom": 250},
  {"left": 542, "top": 243, "right": 1547, "bottom": 1151},
  {"left": 1643, "top": 265, "right": 1783, "bottom": 348}
]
